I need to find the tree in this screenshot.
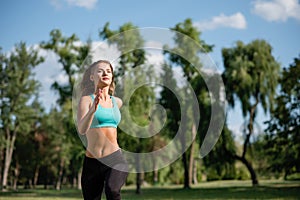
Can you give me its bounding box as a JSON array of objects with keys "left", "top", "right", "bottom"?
[
  {"left": 40, "top": 29, "right": 91, "bottom": 189},
  {"left": 163, "top": 18, "right": 213, "bottom": 188},
  {"left": 264, "top": 55, "right": 300, "bottom": 179},
  {"left": 40, "top": 29, "right": 91, "bottom": 105},
  {"left": 12, "top": 99, "right": 45, "bottom": 189},
  {"left": 100, "top": 22, "right": 152, "bottom": 194},
  {"left": 99, "top": 22, "right": 146, "bottom": 77},
  {"left": 222, "top": 39, "right": 281, "bottom": 185},
  {"left": 0, "top": 43, "right": 44, "bottom": 190}
]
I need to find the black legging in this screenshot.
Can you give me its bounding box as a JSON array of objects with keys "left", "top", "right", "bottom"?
[{"left": 81, "top": 150, "right": 129, "bottom": 200}]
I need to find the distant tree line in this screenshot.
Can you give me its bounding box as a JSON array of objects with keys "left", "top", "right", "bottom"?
[{"left": 0, "top": 19, "right": 299, "bottom": 192}]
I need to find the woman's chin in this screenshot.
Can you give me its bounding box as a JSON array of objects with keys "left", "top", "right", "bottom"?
[{"left": 97, "top": 82, "right": 111, "bottom": 88}]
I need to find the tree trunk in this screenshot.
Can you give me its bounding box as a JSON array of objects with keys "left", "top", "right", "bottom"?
[
  {"left": 241, "top": 100, "right": 259, "bottom": 186},
  {"left": 77, "top": 168, "right": 82, "bottom": 190},
  {"left": 136, "top": 172, "right": 144, "bottom": 194},
  {"left": 135, "top": 143, "right": 142, "bottom": 194},
  {"left": 33, "top": 165, "right": 40, "bottom": 188},
  {"left": 152, "top": 152, "right": 158, "bottom": 185},
  {"left": 182, "top": 151, "right": 190, "bottom": 189},
  {"left": 229, "top": 99, "right": 259, "bottom": 187},
  {"left": 0, "top": 148, "right": 4, "bottom": 186},
  {"left": 193, "top": 159, "right": 198, "bottom": 185},
  {"left": 235, "top": 155, "right": 258, "bottom": 185},
  {"left": 188, "top": 143, "right": 195, "bottom": 186},
  {"left": 2, "top": 128, "right": 17, "bottom": 191},
  {"left": 181, "top": 129, "right": 190, "bottom": 189},
  {"left": 44, "top": 166, "right": 48, "bottom": 189},
  {"left": 153, "top": 169, "right": 158, "bottom": 185},
  {"left": 136, "top": 172, "right": 143, "bottom": 194},
  {"left": 135, "top": 165, "right": 142, "bottom": 194},
  {"left": 180, "top": 105, "right": 190, "bottom": 189},
  {"left": 13, "top": 159, "right": 20, "bottom": 190},
  {"left": 188, "top": 124, "right": 196, "bottom": 186},
  {"left": 55, "top": 158, "right": 65, "bottom": 190},
  {"left": 72, "top": 176, "right": 77, "bottom": 189}
]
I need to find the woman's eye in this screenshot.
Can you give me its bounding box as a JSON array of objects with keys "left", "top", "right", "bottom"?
[{"left": 97, "top": 69, "right": 111, "bottom": 74}]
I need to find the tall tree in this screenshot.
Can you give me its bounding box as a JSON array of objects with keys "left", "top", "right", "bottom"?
[
  {"left": 222, "top": 39, "right": 281, "bottom": 185},
  {"left": 99, "top": 22, "right": 150, "bottom": 194},
  {"left": 264, "top": 55, "right": 300, "bottom": 179},
  {"left": 0, "top": 43, "right": 44, "bottom": 190},
  {"left": 40, "top": 29, "right": 91, "bottom": 189},
  {"left": 163, "top": 18, "right": 213, "bottom": 188}
]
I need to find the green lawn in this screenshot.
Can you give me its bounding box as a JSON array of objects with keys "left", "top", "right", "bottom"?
[{"left": 0, "top": 180, "right": 299, "bottom": 200}]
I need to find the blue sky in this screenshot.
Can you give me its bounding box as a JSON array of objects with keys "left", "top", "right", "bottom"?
[{"left": 1, "top": 0, "right": 300, "bottom": 138}]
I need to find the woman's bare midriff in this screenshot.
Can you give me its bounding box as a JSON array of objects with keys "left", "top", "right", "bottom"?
[{"left": 85, "top": 127, "right": 120, "bottom": 158}]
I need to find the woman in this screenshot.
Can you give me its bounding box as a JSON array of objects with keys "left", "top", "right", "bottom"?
[{"left": 77, "top": 60, "right": 128, "bottom": 200}]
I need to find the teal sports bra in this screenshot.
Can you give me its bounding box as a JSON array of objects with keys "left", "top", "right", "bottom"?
[{"left": 90, "top": 95, "right": 121, "bottom": 129}]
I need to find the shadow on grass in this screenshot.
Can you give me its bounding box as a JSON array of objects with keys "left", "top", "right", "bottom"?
[
  {"left": 122, "top": 186, "right": 300, "bottom": 199},
  {"left": 0, "top": 188, "right": 82, "bottom": 199},
  {"left": 0, "top": 181, "right": 299, "bottom": 200}
]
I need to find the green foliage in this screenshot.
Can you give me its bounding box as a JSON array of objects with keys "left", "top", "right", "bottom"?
[
  {"left": 159, "top": 62, "right": 181, "bottom": 137},
  {"left": 0, "top": 42, "right": 44, "bottom": 132},
  {"left": 166, "top": 159, "right": 185, "bottom": 185},
  {"left": 204, "top": 126, "right": 237, "bottom": 180},
  {"left": 100, "top": 22, "right": 146, "bottom": 76},
  {"left": 264, "top": 55, "right": 300, "bottom": 178},
  {"left": 0, "top": 42, "right": 44, "bottom": 188},
  {"left": 221, "top": 39, "right": 281, "bottom": 185},
  {"left": 286, "top": 173, "right": 300, "bottom": 180},
  {"left": 222, "top": 40, "right": 280, "bottom": 116},
  {"left": 165, "top": 18, "right": 213, "bottom": 81},
  {"left": 40, "top": 29, "right": 91, "bottom": 105},
  {"left": 236, "top": 167, "right": 251, "bottom": 180}
]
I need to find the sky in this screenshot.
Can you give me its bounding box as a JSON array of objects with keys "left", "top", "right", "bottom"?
[{"left": 1, "top": 0, "right": 300, "bottom": 139}]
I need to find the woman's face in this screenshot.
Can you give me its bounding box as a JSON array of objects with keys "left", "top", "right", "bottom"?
[{"left": 91, "top": 62, "right": 113, "bottom": 88}]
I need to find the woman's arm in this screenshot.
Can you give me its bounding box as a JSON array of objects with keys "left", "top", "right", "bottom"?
[{"left": 77, "top": 95, "right": 99, "bottom": 135}]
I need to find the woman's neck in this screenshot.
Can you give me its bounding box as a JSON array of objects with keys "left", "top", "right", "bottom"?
[{"left": 95, "top": 87, "right": 110, "bottom": 100}]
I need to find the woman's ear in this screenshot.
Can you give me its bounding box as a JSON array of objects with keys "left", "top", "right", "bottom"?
[{"left": 90, "top": 75, "right": 94, "bottom": 82}]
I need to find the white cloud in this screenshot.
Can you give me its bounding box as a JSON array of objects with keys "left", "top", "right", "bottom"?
[
  {"left": 50, "top": 0, "right": 98, "bottom": 10},
  {"left": 55, "top": 73, "right": 69, "bottom": 84},
  {"left": 252, "top": 0, "right": 300, "bottom": 22},
  {"left": 90, "top": 41, "right": 121, "bottom": 65},
  {"left": 50, "top": 0, "right": 63, "bottom": 10},
  {"left": 34, "top": 48, "right": 64, "bottom": 110},
  {"left": 66, "top": 0, "right": 97, "bottom": 9},
  {"left": 145, "top": 40, "right": 164, "bottom": 49},
  {"left": 146, "top": 51, "right": 164, "bottom": 66},
  {"left": 195, "top": 12, "right": 247, "bottom": 31}
]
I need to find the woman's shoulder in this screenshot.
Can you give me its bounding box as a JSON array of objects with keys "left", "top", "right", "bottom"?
[
  {"left": 112, "top": 96, "right": 123, "bottom": 108},
  {"left": 79, "top": 94, "right": 93, "bottom": 103}
]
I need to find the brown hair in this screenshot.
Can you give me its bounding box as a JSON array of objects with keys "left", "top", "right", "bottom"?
[{"left": 80, "top": 60, "right": 115, "bottom": 96}]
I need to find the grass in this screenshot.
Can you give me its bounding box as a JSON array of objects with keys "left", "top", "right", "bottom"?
[{"left": 0, "top": 180, "right": 299, "bottom": 200}]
